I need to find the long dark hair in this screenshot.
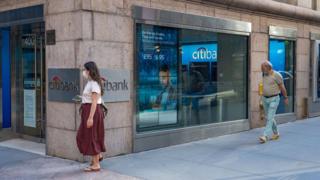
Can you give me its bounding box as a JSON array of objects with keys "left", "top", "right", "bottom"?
[{"left": 84, "top": 61, "right": 104, "bottom": 96}]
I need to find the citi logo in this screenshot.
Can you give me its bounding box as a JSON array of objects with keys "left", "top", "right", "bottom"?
[
  {"left": 192, "top": 47, "right": 217, "bottom": 60},
  {"left": 49, "top": 76, "right": 79, "bottom": 92}
]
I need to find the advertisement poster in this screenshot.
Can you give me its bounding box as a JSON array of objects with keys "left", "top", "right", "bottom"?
[
  {"left": 138, "top": 24, "right": 177, "bottom": 45},
  {"left": 137, "top": 24, "right": 178, "bottom": 82},
  {"left": 136, "top": 24, "right": 178, "bottom": 128},
  {"left": 24, "top": 89, "right": 36, "bottom": 128}
]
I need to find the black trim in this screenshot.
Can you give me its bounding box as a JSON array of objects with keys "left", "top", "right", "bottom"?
[{"left": 0, "top": 5, "right": 43, "bottom": 27}]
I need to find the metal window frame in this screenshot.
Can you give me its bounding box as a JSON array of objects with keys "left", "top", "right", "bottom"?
[
  {"left": 133, "top": 6, "right": 252, "bottom": 36},
  {"left": 269, "top": 26, "right": 298, "bottom": 40},
  {"left": 132, "top": 6, "right": 252, "bottom": 152},
  {"left": 0, "top": 5, "right": 44, "bottom": 28}
]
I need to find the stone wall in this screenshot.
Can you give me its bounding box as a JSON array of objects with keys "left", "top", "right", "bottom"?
[{"left": 45, "top": 0, "right": 134, "bottom": 161}]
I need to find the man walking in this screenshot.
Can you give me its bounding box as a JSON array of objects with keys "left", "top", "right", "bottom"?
[{"left": 259, "top": 61, "right": 288, "bottom": 143}]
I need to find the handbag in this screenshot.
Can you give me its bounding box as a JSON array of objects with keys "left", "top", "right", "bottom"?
[
  {"left": 78, "top": 97, "right": 108, "bottom": 118},
  {"left": 101, "top": 98, "right": 108, "bottom": 117}
]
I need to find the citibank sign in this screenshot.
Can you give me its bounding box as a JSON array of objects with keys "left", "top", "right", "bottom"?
[
  {"left": 48, "top": 68, "right": 130, "bottom": 103},
  {"left": 182, "top": 43, "right": 217, "bottom": 65},
  {"left": 100, "top": 69, "right": 130, "bottom": 103},
  {"left": 192, "top": 47, "right": 217, "bottom": 60},
  {"left": 48, "top": 69, "right": 80, "bottom": 103},
  {"left": 49, "top": 76, "right": 79, "bottom": 92}
]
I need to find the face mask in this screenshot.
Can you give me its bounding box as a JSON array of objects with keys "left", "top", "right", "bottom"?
[{"left": 82, "top": 70, "right": 89, "bottom": 79}]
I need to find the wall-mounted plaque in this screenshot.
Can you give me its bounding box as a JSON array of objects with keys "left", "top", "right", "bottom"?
[
  {"left": 100, "top": 69, "right": 131, "bottom": 103},
  {"left": 48, "top": 68, "right": 80, "bottom": 102},
  {"left": 46, "top": 30, "right": 56, "bottom": 45}
]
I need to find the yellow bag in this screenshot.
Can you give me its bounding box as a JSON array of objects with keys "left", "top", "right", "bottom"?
[{"left": 259, "top": 82, "right": 265, "bottom": 121}]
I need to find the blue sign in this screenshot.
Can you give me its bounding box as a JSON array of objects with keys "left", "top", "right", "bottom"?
[
  {"left": 181, "top": 43, "right": 218, "bottom": 65},
  {"left": 269, "top": 40, "right": 285, "bottom": 71}
]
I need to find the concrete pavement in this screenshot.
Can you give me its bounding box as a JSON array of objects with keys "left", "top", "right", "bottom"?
[
  {"left": 0, "top": 146, "right": 138, "bottom": 180},
  {"left": 2, "top": 117, "right": 320, "bottom": 179},
  {"left": 103, "top": 117, "right": 320, "bottom": 180}
]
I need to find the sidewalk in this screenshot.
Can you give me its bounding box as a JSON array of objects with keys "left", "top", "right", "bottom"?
[
  {"left": 103, "top": 117, "right": 320, "bottom": 180},
  {"left": 0, "top": 145, "right": 138, "bottom": 180},
  {"left": 1, "top": 117, "right": 320, "bottom": 179}
]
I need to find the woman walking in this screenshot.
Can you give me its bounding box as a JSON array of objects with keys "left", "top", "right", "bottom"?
[{"left": 76, "top": 61, "right": 106, "bottom": 172}]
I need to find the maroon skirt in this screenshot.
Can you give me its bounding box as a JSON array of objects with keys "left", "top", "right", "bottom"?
[{"left": 76, "top": 103, "right": 106, "bottom": 155}]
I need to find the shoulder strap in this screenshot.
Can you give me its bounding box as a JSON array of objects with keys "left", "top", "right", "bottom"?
[{"left": 271, "top": 71, "right": 279, "bottom": 85}]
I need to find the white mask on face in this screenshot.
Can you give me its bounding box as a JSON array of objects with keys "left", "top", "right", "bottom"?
[{"left": 82, "top": 70, "right": 89, "bottom": 79}]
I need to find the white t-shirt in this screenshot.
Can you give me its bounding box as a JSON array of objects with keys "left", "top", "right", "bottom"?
[{"left": 82, "top": 80, "right": 102, "bottom": 104}]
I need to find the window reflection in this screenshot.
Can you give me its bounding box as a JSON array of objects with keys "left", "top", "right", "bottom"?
[
  {"left": 0, "top": 33, "right": 2, "bottom": 127},
  {"left": 317, "top": 44, "right": 320, "bottom": 98},
  {"left": 179, "top": 30, "right": 248, "bottom": 126},
  {"left": 269, "top": 39, "right": 295, "bottom": 114},
  {"left": 136, "top": 24, "right": 248, "bottom": 132}
]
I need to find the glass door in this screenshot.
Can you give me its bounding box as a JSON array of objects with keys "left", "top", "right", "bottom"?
[
  {"left": 269, "top": 39, "right": 295, "bottom": 114},
  {"left": 312, "top": 40, "right": 320, "bottom": 101},
  {"left": 308, "top": 39, "right": 320, "bottom": 117},
  {"left": 0, "top": 32, "right": 2, "bottom": 128},
  {"left": 22, "top": 33, "right": 44, "bottom": 137},
  {"left": 12, "top": 23, "right": 45, "bottom": 138}
]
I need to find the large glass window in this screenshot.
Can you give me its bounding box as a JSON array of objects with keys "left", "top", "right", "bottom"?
[
  {"left": 136, "top": 23, "right": 248, "bottom": 132},
  {"left": 0, "top": 32, "right": 2, "bottom": 128},
  {"left": 317, "top": 42, "right": 320, "bottom": 98},
  {"left": 269, "top": 39, "right": 295, "bottom": 114},
  {"left": 311, "top": 40, "right": 320, "bottom": 101},
  {"left": 179, "top": 30, "right": 248, "bottom": 126}
]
